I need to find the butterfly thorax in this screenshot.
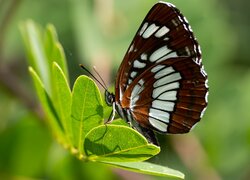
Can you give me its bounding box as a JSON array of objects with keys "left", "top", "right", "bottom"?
[{"left": 105, "top": 90, "right": 129, "bottom": 122}]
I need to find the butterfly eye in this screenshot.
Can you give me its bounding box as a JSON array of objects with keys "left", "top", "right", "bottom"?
[{"left": 105, "top": 90, "right": 114, "bottom": 106}]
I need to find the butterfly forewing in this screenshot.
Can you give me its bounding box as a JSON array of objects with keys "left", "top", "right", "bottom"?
[
  {"left": 120, "top": 57, "right": 207, "bottom": 133},
  {"left": 114, "top": 2, "right": 208, "bottom": 136},
  {"left": 115, "top": 2, "right": 201, "bottom": 102}
]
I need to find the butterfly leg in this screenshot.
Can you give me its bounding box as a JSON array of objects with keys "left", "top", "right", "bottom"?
[
  {"left": 105, "top": 102, "right": 116, "bottom": 124},
  {"left": 127, "top": 121, "right": 133, "bottom": 127}
]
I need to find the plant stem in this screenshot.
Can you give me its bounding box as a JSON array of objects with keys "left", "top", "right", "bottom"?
[
  {"left": 0, "top": 0, "right": 21, "bottom": 56},
  {"left": 0, "top": 65, "right": 44, "bottom": 120}
]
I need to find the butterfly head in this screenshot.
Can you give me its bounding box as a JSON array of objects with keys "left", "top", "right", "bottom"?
[
  {"left": 79, "top": 64, "right": 115, "bottom": 107},
  {"left": 105, "top": 90, "right": 115, "bottom": 106}
]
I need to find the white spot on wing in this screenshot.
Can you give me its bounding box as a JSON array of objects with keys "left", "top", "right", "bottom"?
[
  {"left": 130, "top": 95, "right": 139, "bottom": 109},
  {"left": 163, "top": 37, "right": 169, "bottom": 41},
  {"left": 149, "top": 109, "right": 169, "bottom": 123},
  {"left": 119, "top": 88, "right": 123, "bottom": 101},
  {"left": 151, "top": 65, "right": 165, "bottom": 73},
  {"left": 153, "top": 82, "right": 180, "bottom": 98},
  {"left": 133, "top": 60, "right": 146, "bottom": 68},
  {"left": 154, "top": 73, "right": 181, "bottom": 88},
  {"left": 138, "top": 79, "right": 144, "bottom": 86},
  {"left": 185, "top": 46, "right": 191, "bottom": 56},
  {"left": 130, "top": 71, "right": 137, "bottom": 78},
  {"left": 164, "top": 2, "right": 176, "bottom": 8},
  {"left": 131, "top": 84, "right": 141, "bottom": 98},
  {"left": 201, "top": 65, "right": 207, "bottom": 77},
  {"left": 130, "top": 81, "right": 144, "bottom": 108},
  {"left": 139, "top": 22, "right": 148, "bottom": 36},
  {"left": 154, "top": 67, "right": 175, "bottom": 79},
  {"left": 128, "top": 79, "right": 132, "bottom": 85},
  {"left": 152, "top": 100, "right": 165, "bottom": 109},
  {"left": 140, "top": 53, "right": 147, "bottom": 60},
  {"left": 155, "top": 26, "right": 169, "bottom": 38},
  {"left": 149, "top": 117, "right": 168, "bottom": 132},
  {"left": 152, "top": 100, "right": 175, "bottom": 112},
  {"left": 200, "top": 106, "right": 207, "bottom": 118},
  {"left": 149, "top": 46, "right": 171, "bottom": 62},
  {"left": 156, "top": 52, "right": 178, "bottom": 63},
  {"left": 172, "top": 19, "right": 179, "bottom": 27},
  {"left": 142, "top": 23, "right": 159, "bottom": 39},
  {"left": 198, "top": 45, "right": 202, "bottom": 54},
  {"left": 205, "top": 79, "right": 209, "bottom": 88},
  {"left": 158, "top": 91, "right": 177, "bottom": 101},
  {"left": 128, "top": 44, "right": 134, "bottom": 53},
  {"left": 183, "top": 17, "right": 189, "bottom": 24},
  {"left": 205, "top": 91, "right": 209, "bottom": 102}
]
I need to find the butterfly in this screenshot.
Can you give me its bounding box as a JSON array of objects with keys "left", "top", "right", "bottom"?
[{"left": 85, "top": 1, "right": 208, "bottom": 145}]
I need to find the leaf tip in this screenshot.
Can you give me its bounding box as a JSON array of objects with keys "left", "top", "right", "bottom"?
[{"left": 28, "top": 66, "right": 34, "bottom": 72}]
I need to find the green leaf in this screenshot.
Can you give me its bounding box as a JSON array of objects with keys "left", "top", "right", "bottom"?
[
  {"left": 102, "top": 161, "right": 184, "bottom": 179},
  {"left": 110, "top": 119, "right": 129, "bottom": 126},
  {"left": 20, "top": 20, "right": 51, "bottom": 94},
  {"left": 84, "top": 125, "right": 160, "bottom": 162},
  {"left": 22, "top": 21, "right": 185, "bottom": 177},
  {"left": 44, "top": 24, "right": 69, "bottom": 80},
  {"left": 28, "top": 67, "right": 65, "bottom": 144},
  {"left": 52, "top": 62, "right": 72, "bottom": 146},
  {"left": 71, "top": 75, "right": 103, "bottom": 157}
]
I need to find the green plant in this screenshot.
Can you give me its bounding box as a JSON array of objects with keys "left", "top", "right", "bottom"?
[{"left": 20, "top": 20, "right": 184, "bottom": 179}]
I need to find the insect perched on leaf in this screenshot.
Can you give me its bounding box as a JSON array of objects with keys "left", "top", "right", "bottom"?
[{"left": 81, "top": 1, "right": 208, "bottom": 145}]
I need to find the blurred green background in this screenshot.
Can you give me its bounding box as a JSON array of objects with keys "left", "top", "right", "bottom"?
[{"left": 1, "top": 0, "right": 250, "bottom": 179}]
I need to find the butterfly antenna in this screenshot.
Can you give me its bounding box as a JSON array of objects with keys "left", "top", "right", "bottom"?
[
  {"left": 79, "top": 64, "right": 108, "bottom": 91},
  {"left": 93, "top": 66, "right": 108, "bottom": 90}
]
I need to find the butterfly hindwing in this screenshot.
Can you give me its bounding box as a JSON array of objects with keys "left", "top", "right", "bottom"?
[{"left": 121, "top": 57, "right": 207, "bottom": 133}]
